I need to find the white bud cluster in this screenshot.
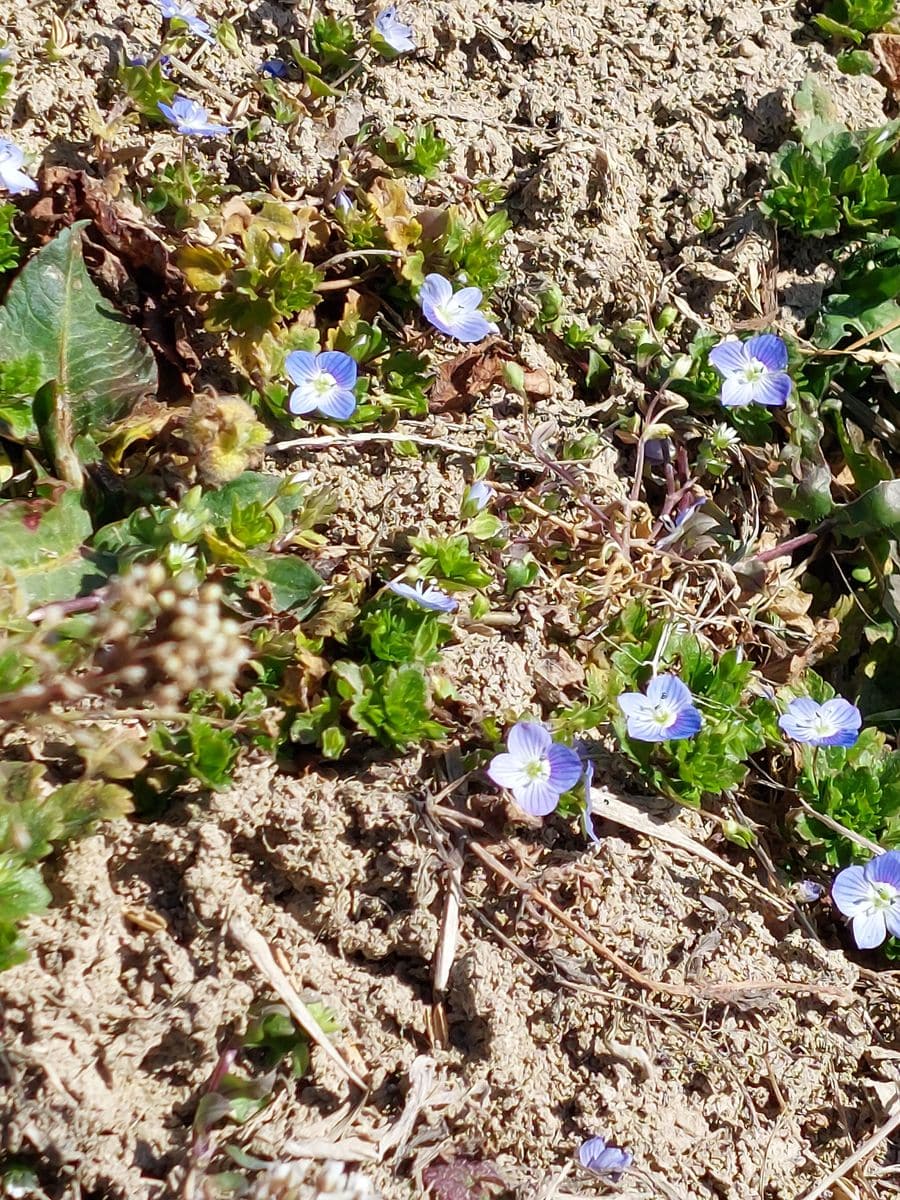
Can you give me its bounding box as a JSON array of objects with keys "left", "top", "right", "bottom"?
[
  {"left": 249, "top": 1161, "right": 377, "bottom": 1200},
  {"left": 93, "top": 562, "right": 250, "bottom": 703}
]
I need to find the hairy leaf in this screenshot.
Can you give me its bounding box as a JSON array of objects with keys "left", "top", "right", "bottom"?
[{"left": 0, "top": 222, "right": 157, "bottom": 449}]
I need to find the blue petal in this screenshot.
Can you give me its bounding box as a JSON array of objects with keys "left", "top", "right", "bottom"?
[
  {"left": 513, "top": 777, "right": 562, "bottom": 816},
  {"left": 746, "top": 333, "right": 788, "bottom": 372},
  {"left": 820, "top": 698, "right": 862, "bottom": 734},
  {"left": 817, "top": 726, "right": 860, "bottom": 748},
  {"left": 885, "top": 906, "right": 900, "bottom": 939},
  {"left": 158, "top": 101, "right": 177, "bottom": 123},
  {"left": 577, "top": 1137, "right": 608, "bottom": 1168},
  {"left": 853, "top": 910, "right": 887, "bottom": 949},
  {"left": 831, "top": 864, "right": 869, "bottom": 917},
  {"left": 452, "top": 285, "right": 485, "bottom": 312},
  {"left": 318, "top": 388, "right": 357, "bottom": 420},
  {"left": 866, "top": 850, "right": 900, "bottom": 890},
  {"left": 288, "top": 385, "right": 320, "bottom": 415},
  {"left": 546, "top": 743, "right": 584, "bottom": 792},
  {"left": 665, "top": 706, "right": 702, "bottom": 739},
  {"left": 708, "top": 338, "right": 748, "bottom": 376},
  {"left": 507, "top": 721, "right": 552, "bottom": 762},
  {"left": 581, "top": 760, "right": 600, "bottom": 845},
  {"left": 420, "top": 586, "right": 457, "bottom": 612},
  {"left": 751, "top": 372, "right": 791, "bottom": 407},
  {"left": 285, "top": 350, "right": 320, "bottom": 385},
  {"left": 318, "top": 350, "right": 358, "bottom": 390},
  {"left": 443, "top": 311, "right": 497, "bottom": 343},
  {"left": 418, "top": 273, "right": 453, "bottom": 311},
  {"left": 646, "top": 673, "right": 693, "bottom": 709},
  {"left": 720, "top": 375, "right": 756, "bottom": 408},
  {"left": 487, "top": 752, "right": 528, "bottom": 790},
  {"left": 616, "top": 691, "right": 650, "bottom": 718},
  {"left": 785, "top": 697, "right": 821, "bottom": 721}
]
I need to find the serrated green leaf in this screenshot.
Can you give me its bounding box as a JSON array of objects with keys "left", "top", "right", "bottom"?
[{"left": 0, "top": 223, "right": 157, "bottom": 449}]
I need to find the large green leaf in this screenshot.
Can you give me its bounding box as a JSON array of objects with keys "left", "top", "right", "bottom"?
[
  {"left": 0, "top": 222, "right": 157, "bottom": 447},
  {"left": 0, "top": 487, "right": 108, "bottom": 610}
]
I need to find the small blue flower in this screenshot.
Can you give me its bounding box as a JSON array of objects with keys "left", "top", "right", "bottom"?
[
  {"left": 487, "top": 722, "right": 583, "bottom": 817},
  {"left": 644, "top": 437, "right": 671, "bottom": 465},
  {"left": 795, "top": 880, "right": 825, "bottom": 904},
  {"left": 158, "top": 96, "right": 230, "bottom": 137},
  {"left": 334, "top": 189, "right": 353, "bottom": 213},
  {"left": 0, "top": 46, "right": 14, "bottom": 65},
  {"left": 0, "top": 139, "right": 36, "bottom": 196},
  {"left": 285, "top": 350, "right": 358, "bottom": 420},
  {"left": 617, "top": 674, "right": 702, "bottom": 742},
  {"left": 386, "top": 578, "right": 458, "bottom": 612},
  {"left": 131, "top": 52, "right": 172, "bottom": 72},
  {"left": 708, "top": 334, "right": 791, "bottom": 409},
  {"left": 778, "top": 696, "right": 861, "bottom": 749},
  {"left": 374, "top": 5, "right": 416, "bottom": 53},
  {"left": 260, "top": 58, "right": 288, "bottom": 78},
  {"left": 577, "top": 1135, "right": 633, "bottom": 1180},
  {"left": 463, "top": 480, "right": 494, "bottom": 514},
  {"left": 418, "top": 273, "right": 499, "bottom": 343},
  {"left": 832, "top": 851, "right": 900, "bottom": 949},
  {"left": 156, "top": 0, "right": 214, "bottom": 42}
]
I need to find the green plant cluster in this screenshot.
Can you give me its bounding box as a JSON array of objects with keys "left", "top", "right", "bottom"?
[{"left": 760, "top": 79, "right": 900, "bottom": 238}]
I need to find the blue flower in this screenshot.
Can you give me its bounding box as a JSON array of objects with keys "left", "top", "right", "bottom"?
[
  {"left": 418, "top": 273, "right": 499, "bottom": 343},
  {"left": 795, "top": 880, "right": 825, "bottom": 904},
  {"left": 778, "top": 696, "right": 861, "bottom": 748},
  {"left": 617, "top": 674, "right": 702, "bottom": 742},
  {"left": 156, "top": 0, "right": 214, "bottom": 42},
  {"left": 487, "top": 722, "right": 583, "bottom": 816},
  {"left": 577, "top": 1135, "right": 633, "bottom": 1180},
  {"left": 462, "top": 480, "right": 494, "bottom": 515},
  {"left": 158, "top": 96, "right": 230, "bottom": 137},
  {"left": 709, "top": 334, "right": 791, "bottom": 409},
  {"left": 374, "top": 5, "right": 416, "bottom": 53},
  {"left": 0, "top": 46, "right": 14, "bottom": 64},
  {"left": 832, "top": 851, "right": 900, "bottom": 949},
  {"left": 0, "top": 140, "right": 36, "bottom": 195},
  {"left": 285, "top": 350, "right": 358, "bottom": 420},
  {"left": 132, "top": 52, "right": 172, "bottom": 72},
  {"left": 386, "top": 578, "right": 458, "bottom": 612},
  {"left": 260, "top": 58, "right": 288, "bottom": 78}
]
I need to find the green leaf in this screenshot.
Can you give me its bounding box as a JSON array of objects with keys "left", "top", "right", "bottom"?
[
  {"left": 237, "top": 553, "right": 322, "bottom": 614},
  {"left": 834, "top": 479, "right": 900, "bottom": 537},
  {"left": 0, "top": 223, "right": 157, "bottom": 451},
  {"left": 0, "top": 487, "right": 109, "bottom": 610}
]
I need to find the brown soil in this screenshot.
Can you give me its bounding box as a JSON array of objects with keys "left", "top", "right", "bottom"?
[{"left": 2, "top": 2, "right": 900, "bottom": 1199}]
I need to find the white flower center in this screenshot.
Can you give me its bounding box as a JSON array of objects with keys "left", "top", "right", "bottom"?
[
  {"left": 433, "top": 302, "right": 457, "bottom": 328},
  {"left": 310, "top": 370, "right": 337, "bottom": 397},
  {"left": 868, "top": 882, "right": 900, "bottom": 913},
  {"left": 649, "top": 702, "right": 677, "bottom": 730},
  {"left": 809, "top": 713, "right": 838, "bottom": 739},
  {"left": 740, "top": 359, "right": 767, "bottom": 384},
  {"left": 523, "top": 756, "right": 550, "bottom": 783}
]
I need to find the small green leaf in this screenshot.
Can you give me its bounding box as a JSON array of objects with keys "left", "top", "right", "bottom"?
[{"left": 0, "top": 487, "right": 108, "bottom": 609}]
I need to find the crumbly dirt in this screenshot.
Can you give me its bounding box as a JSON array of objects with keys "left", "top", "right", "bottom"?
[{"left": 3, "top": 1, "right": 900, "bottom": 1199}]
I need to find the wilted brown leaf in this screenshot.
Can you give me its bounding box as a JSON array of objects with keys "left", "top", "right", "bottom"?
[
  {"left": 430, "top": 345, "right": 551, "bottom": 413},
  {"left": 873, "top": 34, "right": 900, "bottom": 97},
  {"left": 367, "top": 176, "right": 421, "bottom": 254}
]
